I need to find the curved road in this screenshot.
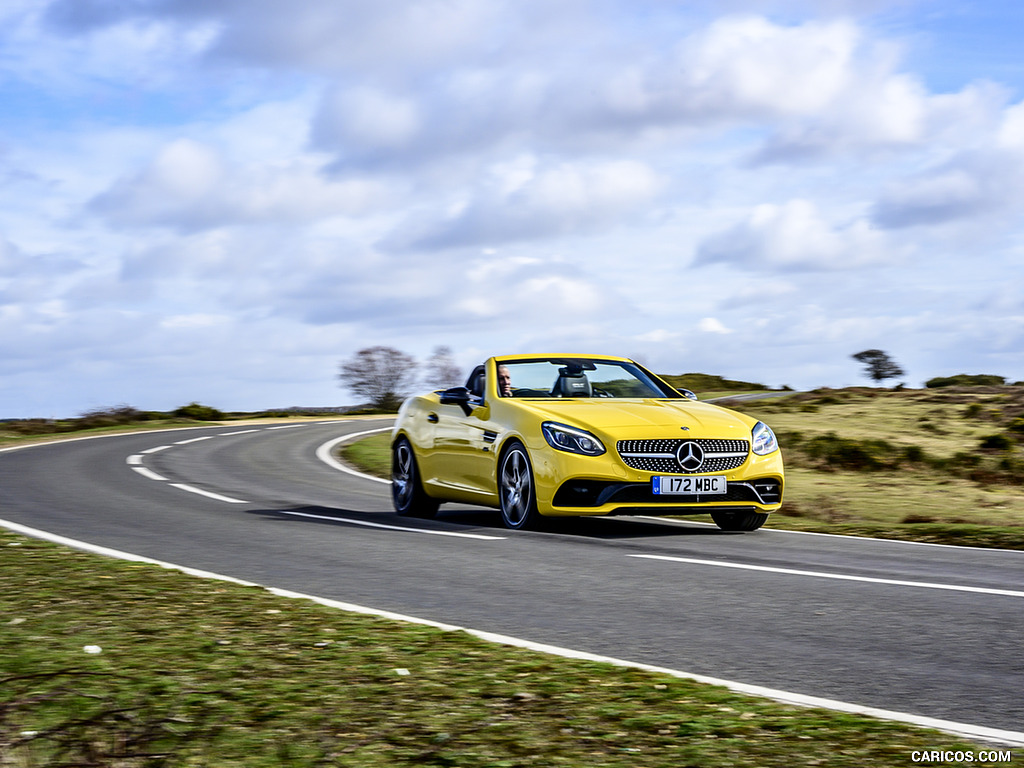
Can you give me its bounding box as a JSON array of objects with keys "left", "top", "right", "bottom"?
[{"left": 2, "top": 419, "right": 1023, "bottom": 743}]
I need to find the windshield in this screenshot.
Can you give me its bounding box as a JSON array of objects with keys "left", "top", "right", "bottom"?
[{"left": 496, "top": 358, "right": 679, "bottom": 399}]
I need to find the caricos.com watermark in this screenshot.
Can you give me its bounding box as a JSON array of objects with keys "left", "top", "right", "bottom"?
[{"left": 911, "top": 750, "right": 1014, "bottom": 764}]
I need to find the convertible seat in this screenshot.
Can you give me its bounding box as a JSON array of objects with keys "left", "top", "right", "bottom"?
[{"left": 553, "top": 373, "right": 592, "bottom": 397}]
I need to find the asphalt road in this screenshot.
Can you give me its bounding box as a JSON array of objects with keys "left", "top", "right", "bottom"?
[{"left": 2, "top": 419, "right": 1023, "bottom": 740}]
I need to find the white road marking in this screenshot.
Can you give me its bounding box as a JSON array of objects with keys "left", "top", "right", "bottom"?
[
  {"left": 632, "top": 515, "right": 1024, "bottom": 553},
  {"left": 312, "top": 427, "right": 508, "bottom": 539},
  {"left": 277, "top": 508, "right": 504, "bottom": 540},
  {"left": 1, "top": 515, "right": 1020, "bottom": 748},
  {"left": 168, "top": 483, "right": 247, "bottom": 504},
  {"left": 315, "top": 428, "right": 393, "bottom": 485},
  {"left": 631, "top": 554, "right": 1024, "bottom": 599},
  {"left": 122, "top": 421, "right": 391, "bottom": 505},
  {"left": 131, "top": 466, "right": 167, "bottom": 482}
]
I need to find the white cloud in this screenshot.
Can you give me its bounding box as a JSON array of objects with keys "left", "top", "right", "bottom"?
[
  {"left": 997, "top": 101, "right": 1024, "bottom": 149},
  {"left": 90, "top": 138, "right": 390, "bottom": 231},
  {"left": 698, "top": 317, "right": 733, "bottom": 334},
  {"left": 391, "top": 158, "right": 664, "bottom": 249},
  {"left": 676, "top": 16, "right": 861, "bottom": 116},
  {"left": 313, "top": 87, "right": 422, "bottom": 156},
  {"left": 871, "top": 150, "right": 1024, "bottom": 228},
  {"left": 696, "top": 199, "right": 889, "bottom": 271}
]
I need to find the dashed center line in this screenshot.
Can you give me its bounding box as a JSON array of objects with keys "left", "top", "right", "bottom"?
[
  {"left": 169, "top": 483, "right": 248, "bottom": 504},
  {"left": 131, "top": 466, "right": 168, "bottom": 482}
]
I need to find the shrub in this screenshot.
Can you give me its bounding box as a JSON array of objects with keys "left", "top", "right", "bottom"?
[
  {"left": 902, "top": 514, "right": 936, "bottom": 524},
  {"left": 903, "top": 445, "right": 927, "bottom": 463},
  {"left": 4, "top": 419, "right": 59, "bottom": 435},
  {"left": 173, "top": 402, "right": 225, "bottom": 421},
  {"left": 801, "top": 433, "right": 899, "bottom": 471},
  {"left": 75, "top": 405, "right": 144, "bottom": 429},
  {"left": 979, "top": 433, "right": 1014, "bottom": 452},
  {"left": 950, "top": 451, "right": 981, "bottom": 467},
  {"left": 925, "top": 374, "right": 1006, "bottom": 388}
]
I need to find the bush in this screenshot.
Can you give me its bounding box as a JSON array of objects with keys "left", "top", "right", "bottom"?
[
  {"left": 75, "top": 405, "right": 144, "bottom": 429},
  {"left": 903, "top": 445, "right": 927, "bottom": 463},
  {"left": 4, "top": 418, "right": 59, "bottom": 435},
  {"left": 173, "top": 403, "right": 225, "bottom": 421},
  {"left": 964, "top": 403, "right": 984, "bottom": 418},
  {"left": 925, "top": 374, "right": 1006, "bottom": 388},
  {"left": 979, "top": 433, "right": 1014, "bottom": 452},
  {"left": 801, "top": 433, "right": 900, "bottom": 471}
]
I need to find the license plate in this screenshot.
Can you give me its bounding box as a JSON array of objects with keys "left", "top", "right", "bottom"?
[{"left": 652, "top": 475, "right": 727, "bottom": 495}]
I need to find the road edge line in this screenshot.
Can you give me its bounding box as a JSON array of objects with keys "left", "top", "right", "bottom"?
[{"left": 315, "top": 427, "right": 393, "bottom": 484}]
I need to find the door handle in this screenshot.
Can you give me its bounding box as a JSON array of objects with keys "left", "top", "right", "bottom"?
[{"left": 427, "top": 413, "right": 439, "bottom": 423}]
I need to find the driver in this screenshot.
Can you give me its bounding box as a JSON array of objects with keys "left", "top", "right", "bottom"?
[{"left": 497, "top": 364, "right": 513, "bottom": 397}]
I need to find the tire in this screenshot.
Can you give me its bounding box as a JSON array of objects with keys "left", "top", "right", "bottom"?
[
  {"left": 711, "top": 510, "right": 768, "bottom": 532},
  {"left": 391, "top": 438, "right": 439, "bottom": 518},
  {"left": 498, "top": 443, "right": 541, "bottom": 530}
]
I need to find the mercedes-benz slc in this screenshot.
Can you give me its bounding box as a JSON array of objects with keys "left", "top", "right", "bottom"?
[{"left": 390, "top": 353, "right": 783, "bottom": 530}]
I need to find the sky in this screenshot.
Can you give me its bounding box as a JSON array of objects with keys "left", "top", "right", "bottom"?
[{"left": 2, "top": 0, "right": 1023, "bottom": 418}]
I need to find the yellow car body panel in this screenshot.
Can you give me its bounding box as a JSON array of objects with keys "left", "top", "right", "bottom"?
[{"left": 391, "top": 354, "right": 784, "bottom": 527}]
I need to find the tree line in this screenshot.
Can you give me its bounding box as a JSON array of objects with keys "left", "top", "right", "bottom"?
[{"left": 339, "top": 346, "right": 925, "bottom": 411}]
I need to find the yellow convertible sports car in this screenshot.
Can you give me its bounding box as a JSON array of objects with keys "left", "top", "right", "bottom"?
[{"left": 391, "top": 353, "right": 783, "bottom": 531}]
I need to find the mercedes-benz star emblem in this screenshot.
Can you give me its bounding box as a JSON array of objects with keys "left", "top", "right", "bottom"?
[{"left": 675, "top": 441, "right": 705, "bottom": 471}]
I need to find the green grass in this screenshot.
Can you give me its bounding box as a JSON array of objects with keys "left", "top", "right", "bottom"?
[
  {"left": 1, "top": 530, "right": 1014, "bottom": 766},
  {"left": 341, "top": 432, "right": 393, "bottom": 478},
  {"left": 345, "top": 388, "right": 1024, "bottom": 549}
]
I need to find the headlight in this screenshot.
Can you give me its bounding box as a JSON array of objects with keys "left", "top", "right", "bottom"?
[
  {"left": 541, "top": 422, "right": 606, "bottom": 456},
  {"left": 752, "top": 421, "right": 779, "bottom": 455}
]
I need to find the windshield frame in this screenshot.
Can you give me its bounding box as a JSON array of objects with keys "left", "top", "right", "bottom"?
[{"left": 492, "top": 356, "right": 682, "bottom": 399}]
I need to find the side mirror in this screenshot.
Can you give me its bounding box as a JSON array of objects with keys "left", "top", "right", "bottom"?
[
  {"left": 440, "top": 386, "right": 474, "bottom": 415},
  {"left": 678, "top": 388, "right": 698, "bottom": 401}
]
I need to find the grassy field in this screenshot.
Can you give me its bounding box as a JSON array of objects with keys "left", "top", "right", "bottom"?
[
  {"left": 1, "top": 529, "right": 1015, "bottom": 767},
  {"left": 344, "top": 386, "right": 1024, "bottom": 549},
  {"left": 733, "top": 386, "right": 1024, "bottom": 548}
]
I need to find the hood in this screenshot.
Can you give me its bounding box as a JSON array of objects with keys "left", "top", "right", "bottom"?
[{"left": 517, "top": 398, "right": 757, "bottom": 439}]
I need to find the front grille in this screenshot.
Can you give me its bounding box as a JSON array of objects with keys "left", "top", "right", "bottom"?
[{"left": 617, "top": 438, "right": 749, "bottom": 473}]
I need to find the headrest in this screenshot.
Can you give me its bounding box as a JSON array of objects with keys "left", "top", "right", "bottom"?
[{"left": 553, "top": 373, "right": 591, "bottom": 397}]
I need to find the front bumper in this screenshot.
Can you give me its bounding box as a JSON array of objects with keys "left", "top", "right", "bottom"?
[{"left": 529, "top": 440, "right": 784, "bottom": 517}]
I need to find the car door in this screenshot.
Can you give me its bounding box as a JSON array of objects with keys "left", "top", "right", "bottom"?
[{"left": 430, "top": 368, "right": 501, "bottom": 501}]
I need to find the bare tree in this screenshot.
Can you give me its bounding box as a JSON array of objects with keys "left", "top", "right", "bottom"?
[
  {"left": 424, "top": 345, "right": 463, "bottom": 390},
  {"left": 338, "top": 346, "right": 418, "bottom": 410},
  {"left": 852, "top": 349, "right": 905, "bottom": 385}
]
